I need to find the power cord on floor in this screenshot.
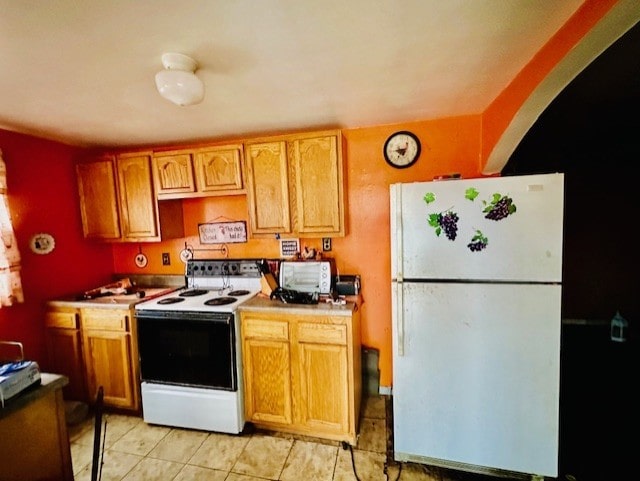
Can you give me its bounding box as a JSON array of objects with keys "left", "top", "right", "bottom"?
[
  {"left": 384, "top": 459, "right": 402, "bottom": 481},
  {"left": 342, "top": 441, "right": 402, "bottom": 481}
]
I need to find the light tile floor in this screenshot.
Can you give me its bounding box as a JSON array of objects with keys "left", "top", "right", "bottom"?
[{"left": 67, "top": 396, "right": 509, "bottom": 481}]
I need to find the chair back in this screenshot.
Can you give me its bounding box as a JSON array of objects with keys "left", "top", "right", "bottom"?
[{"left": 91, "top": 386, "right": 105, "bottom": 481}]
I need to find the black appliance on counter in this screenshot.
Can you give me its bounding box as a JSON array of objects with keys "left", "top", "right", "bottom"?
[{"left": 269, "top": 287, "right": 319, "bottom": 304}]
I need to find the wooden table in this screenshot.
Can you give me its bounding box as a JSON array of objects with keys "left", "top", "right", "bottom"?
[{"left": 0, "top": 373, "right": 73, "bottom": 481}]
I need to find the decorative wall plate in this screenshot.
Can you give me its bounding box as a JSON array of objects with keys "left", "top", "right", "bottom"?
[
  {"left": 29, "top": 233, "right": 55, "bottom": 255},
  {"left": 134, "top": 252, "right": 148, "bottom": 268},
  {"left": 179, "top": 247, "right": 194, "bottom": 263}
]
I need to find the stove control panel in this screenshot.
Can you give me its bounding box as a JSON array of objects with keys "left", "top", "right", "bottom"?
[{"left": 186, "top": 259, "right": 261, "bottom": 278}]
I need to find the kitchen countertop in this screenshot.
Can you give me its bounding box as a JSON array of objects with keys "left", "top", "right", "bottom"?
[
  {"left": 47, "top": 287, "right": 178, "bottom": 309},
  {"left": 238, "top": 293, "right": 361, "bottom": 316}
]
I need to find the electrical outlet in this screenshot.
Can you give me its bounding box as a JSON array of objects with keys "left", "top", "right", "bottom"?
[
  {"left": 162, "top": 252, "right": 170, "bottom": 265},
  {"left": 322, "top": 238, "right": 332, "bottom": 251}
]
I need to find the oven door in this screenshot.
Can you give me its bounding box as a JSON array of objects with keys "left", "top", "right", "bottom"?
[{"left": 136, "top": 310, "right": 237, "bottom": 391}]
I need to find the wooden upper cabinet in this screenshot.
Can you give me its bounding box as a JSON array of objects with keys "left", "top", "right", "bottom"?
[
  {"left": 153, "top": 144, "right": 244, "bottom": 199},
  {"left": 291, "top": 134, "right": 344, "bottom": 236},
  {"left": 76, "top": 154, "right": 121, "bottom": 240},
  {"left": 245, "top": 130, "right": 345, "bottom": 238},
  {"left": 152, "top": 151, "right": 196, "bottom": 195},
  {"left": 244, "top": 141, "right": 291, "bottom": 235},
  {"left": 116, "top": 152, "right": 160, "bottom": 241},
  {"left": 194, "top": 145, "right": 244, "bottom": 193},
  {"left": 76, "top": 151, "right": 184, "bottom": 242}
]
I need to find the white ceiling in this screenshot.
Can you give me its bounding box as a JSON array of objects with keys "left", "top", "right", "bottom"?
[{"left": 0, "top": 1, "right": 592, "bottom": 149}]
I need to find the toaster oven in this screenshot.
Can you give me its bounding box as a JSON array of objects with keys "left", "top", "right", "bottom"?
[{"left": 278, "top": 260, "right": 335, "bottom": 294}]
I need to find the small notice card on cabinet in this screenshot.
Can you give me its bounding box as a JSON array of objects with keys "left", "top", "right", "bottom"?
[{"left": 198, "top": 221, "right": 247, "bottom": 244}]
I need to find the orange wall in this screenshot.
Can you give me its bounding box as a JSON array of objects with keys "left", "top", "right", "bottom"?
[
  {"left": 0, "top": 130, "right": 114, "bottom": 365},
  {"left": 111, "top": 115, "right": 484, "bottom": 388}
]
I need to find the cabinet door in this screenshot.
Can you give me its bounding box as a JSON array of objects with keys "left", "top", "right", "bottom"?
[
  {"left": 290, "top": 132, "right": 344, "bottom": 236},
  {"left": 82, "top": 329, "right": 135, "bottom": 410},
  {"left": 116, "top": 152, "right": 160, "bottom": 241},
  {"left": 293, "top": 322, "right": 349, "bottom": 435},
  {"left": 241, "top": 315, "right": 292, "bottom": 424},
  {"left": 76, "top": 155, "right": 121, "bottom": 240},
  {"left": 194, "top": 145, "right": 244, "bottom": 193},
  {"left": 46, "top": 328, "right": 86, "bottom": 402},
  {"left": 152, "top": 151, "right": 196, "bottom": 195},
  {"left": 245, "top": 141, "right": 291, "bottom": 235}
]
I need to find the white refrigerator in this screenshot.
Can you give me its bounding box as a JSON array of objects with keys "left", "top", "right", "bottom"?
[{"left": 390, "top": 173, "right": 564, "bottom": 478}]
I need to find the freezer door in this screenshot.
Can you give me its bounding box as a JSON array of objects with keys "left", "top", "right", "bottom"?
[
  {"left": 392, "top": 282, "right": 561, "bottom": 477},
  {"left": 391, "top": 173, "right": 564, "bottom": 282}
]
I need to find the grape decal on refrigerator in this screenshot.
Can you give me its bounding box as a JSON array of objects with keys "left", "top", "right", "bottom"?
[
  {"left": 423, "top": 186, "right": 517, "bottom": 252},
  {"left": 483, "top": 194, "right": 517, "bottom": 220}
]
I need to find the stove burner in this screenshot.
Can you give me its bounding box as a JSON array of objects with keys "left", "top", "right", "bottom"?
[
  {"left": 180, "top": 289, "right": 209, "bottom": 297},
  {"left": 204, "top": 297, "right": 237, "bottom": 306},
  {"left": 227, "top": 290, "right": 250, "bottom": 296},
  {"left": 157, "top": 297, "right": 185, "bottom": 305}
]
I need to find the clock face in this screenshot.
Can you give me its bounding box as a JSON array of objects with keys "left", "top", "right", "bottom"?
[{"left": 384, "top": 131, "right": 421, "bottom": 168}]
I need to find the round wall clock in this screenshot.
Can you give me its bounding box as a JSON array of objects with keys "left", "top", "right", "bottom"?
[{"left": 383, "top": 131, "right": 421, "bottom": 168}]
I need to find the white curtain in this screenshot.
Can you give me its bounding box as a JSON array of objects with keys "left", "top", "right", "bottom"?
[{"left": 0, "top": 149, "right": 23, "bottom": 306}]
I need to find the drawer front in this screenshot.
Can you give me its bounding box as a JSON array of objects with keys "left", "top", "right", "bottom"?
[
  {"left": 297, "top": 322, "right": 346, "bottom": 345},
  {"left": 45, "top": 310, "right": 78, "bottom": 329},
  {"left": 82, "top": 309, "right": 129, "bottom": 331},
  {"left": 243, "top": 318, "right": 289, "bottom": 341}
]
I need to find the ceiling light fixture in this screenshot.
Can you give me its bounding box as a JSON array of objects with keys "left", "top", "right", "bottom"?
[{"left": 155, "top": 53, "right": 204, "bottom": 106}]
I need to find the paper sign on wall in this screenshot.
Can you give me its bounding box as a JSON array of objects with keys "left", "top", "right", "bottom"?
[
  {"left": 280, "top": 238, "right": 300, "bottom": 257},
  {"left": 198, "top": 221, "right": 247, "bottom": 244}
]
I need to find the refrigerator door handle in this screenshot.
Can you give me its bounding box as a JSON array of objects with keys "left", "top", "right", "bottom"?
[
  {"left": 396, "top": 282, "right": 404, "bottom": 356},
  {"left": 394, "top": 184, "right": 404, "bottom": 282},
  {"left": 392, "top": 184, "right": 404, "bottom": 355}
]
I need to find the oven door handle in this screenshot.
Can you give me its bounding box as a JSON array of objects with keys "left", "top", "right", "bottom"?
[{"left": 134, "top": 310, "right": 234, "bottom": 323}]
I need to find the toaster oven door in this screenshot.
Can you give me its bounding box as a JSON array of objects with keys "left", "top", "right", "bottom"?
[{"left": 279, "top": 261, "right": 333, "bottom": 294}]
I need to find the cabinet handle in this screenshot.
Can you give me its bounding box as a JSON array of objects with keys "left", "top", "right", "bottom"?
[{"left": 125, "top": 315, "right": 129, "bottom": 331}]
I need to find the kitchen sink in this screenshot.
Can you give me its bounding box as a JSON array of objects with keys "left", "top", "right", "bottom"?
[{"left": 75, "top": 287, "right": 177, "bottom": 304}]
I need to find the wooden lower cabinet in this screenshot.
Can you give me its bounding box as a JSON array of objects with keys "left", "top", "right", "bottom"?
[
  {"left": 242, "top": 318, "right": 292, "bottom": 425},
  {"left": 45, "top": 305, "right": 140, "bottom": 411},
  {"left": 295, "top": 322, "right": 350, "bottom": 435},
  {"left": 44, "top": 307, "right": 86, "bottom": 402},
  {"left": 81, "top": 308, "right": 139, "bottom": 411},
  {"left": 240, "top": 308, "right": 361, "bottom": 444}
]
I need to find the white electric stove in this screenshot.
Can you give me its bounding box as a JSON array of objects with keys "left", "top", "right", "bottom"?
[{"left": 134, "top": 258, "right": 263, "bottom": 434}]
